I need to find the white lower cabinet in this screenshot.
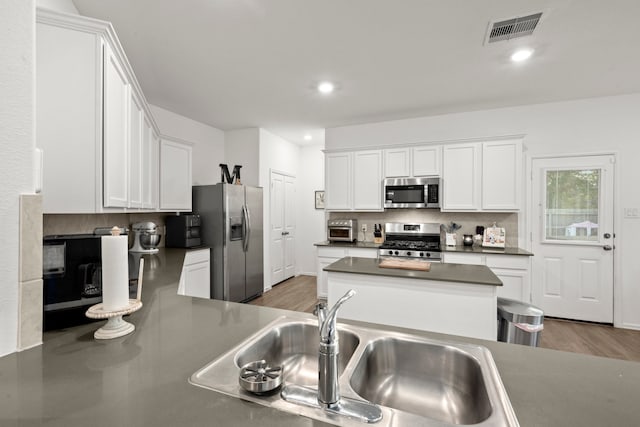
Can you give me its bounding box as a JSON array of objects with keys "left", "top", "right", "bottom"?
[
  {"left": 442, "top": 252, "right": 531, "bottom": 302},
  {"left": 316, "top": 246, "right": 378, "bottom": 298},
  {"left": 178, "top": 249, "right": 210, "bottom": 299}
]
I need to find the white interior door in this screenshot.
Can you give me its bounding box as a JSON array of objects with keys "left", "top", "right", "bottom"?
[
  {"left": 283, "top": 175, "right": 296, "bottom": 279},
  {"left": 270, "top": 171, "right": 296, "bottom": 285},
  {"left": 270, "top": 172, "right": 285, "bottom": 284},
  {"left": 531, "top": 155, "right": 615, "bottom": 322}
]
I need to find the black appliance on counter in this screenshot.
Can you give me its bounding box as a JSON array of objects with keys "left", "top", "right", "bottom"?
[
  {"left": 43, "top": 234, "right": 138, "bottom": 331},
  {"left": 378, "top": 222, "right": 442, "bottom": 261},
  {"left": 165, "top": 214, "right": 202, "bottom": 248}
]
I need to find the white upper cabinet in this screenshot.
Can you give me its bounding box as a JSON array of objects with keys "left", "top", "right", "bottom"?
[
  {"left": 325, "top": 152, "right": 352, "bottom": 210},
  {"left": 385, "top": 145, "right": 442, "bottom": 178},
  {"left": 142, "top": 118, "right": 159, "bottom": 209},
  {"left": 36, "top": 8, "right": 161, "bottom": 213},
  {"left": 482, "top": 140, "right": 522, "bottom": 211},
  {"left": 442, "top": 139, "right": 523, "bottom": 212},
  {"left": 128, "top": 91, "right": 144, "bottom": 209},
  {"left": 384, "top": 148, "right": 411, "bottom": 178},
  {"left": 102, "top": 42, "right": 131, "bottom": 208},
  {"left": 412, "top": 145, "right": 441, "bottom": 177},
  {"left": 325, "top": 150, "right": 383, "bottom": 211},
  {"left": 442, "top": 143, "right": 481, "bottom": 211},
  {"left": 160, "top": 138, "right": 192, "bottom": 211},
  {"left": 353, "top": 150, "right": 383, "bottom": 210},
  {"left": 36, "top": 18, "right": 101, "bottom": 213}
]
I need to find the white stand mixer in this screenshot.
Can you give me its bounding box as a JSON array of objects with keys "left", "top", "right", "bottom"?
[{"left": 129, "top": 222, "right": 161, "bottom": 253}]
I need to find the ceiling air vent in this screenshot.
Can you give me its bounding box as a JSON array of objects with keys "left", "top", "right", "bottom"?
[{"left": 486, "top": 12, "right": 542, "bottom": 44}]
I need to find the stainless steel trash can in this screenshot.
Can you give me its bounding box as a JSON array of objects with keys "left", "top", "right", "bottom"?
[{"left": 497, "top": 297, "right": 544, "bottom": 347}]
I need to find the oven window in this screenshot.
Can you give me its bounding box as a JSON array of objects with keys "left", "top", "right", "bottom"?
[
  {"left": 329, "top": 229, "right": 351, "bottom": 239},
  {"left": 386, "top": 185, "right": 425, "bottom": 203}
]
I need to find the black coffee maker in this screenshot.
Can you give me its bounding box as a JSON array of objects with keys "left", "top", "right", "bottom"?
[{"left": 165, "top": 214, "right": 202, "bottom": 248}]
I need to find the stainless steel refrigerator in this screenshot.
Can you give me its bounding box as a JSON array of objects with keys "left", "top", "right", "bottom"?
[{"left": 192, "top": 184, "right": 264, "bottom": 302}]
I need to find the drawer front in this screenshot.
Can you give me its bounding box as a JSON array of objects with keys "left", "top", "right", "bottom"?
[
  {"left": 485, "top": 254, "right": 530, "bottom": 270},
  {"left": 317, "top": 247, "right": 348, "bottom": 258},
  {"left": 347, "top": 248, "right": 378, "bottom": 259},
  {"left": 443, "top": 253, "right": 485, "bottom": 265}
]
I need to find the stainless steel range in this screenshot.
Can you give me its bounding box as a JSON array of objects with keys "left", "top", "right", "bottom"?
[{"left": 378, "top": 222, "right": 441, "bottom": 261}]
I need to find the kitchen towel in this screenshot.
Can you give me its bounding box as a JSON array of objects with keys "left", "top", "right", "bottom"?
[{"left": 101, "top": 229, "right": 129, "bottom": 311}]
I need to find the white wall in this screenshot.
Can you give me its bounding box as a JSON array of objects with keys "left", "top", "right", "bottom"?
[
  {"left": 0, "top": 0, "right": 35, "bottom": 356},
  {"left": 149, "top": 104, "right": 225, "bottom": 185},
  {"left": 296, "top": 144, "right": 326, "bottom": 275},
  {"left": 258, "top": 129, "right": 300, "bottom": 290},
  {"left": 36, "top": 0, "right": 78, "bottom": 14},
  {"left": 225, "top": 128, "right": 260, "bottom": 186},
  {"left": 327, "top": 93, "right": 640, "bottom": 329}
]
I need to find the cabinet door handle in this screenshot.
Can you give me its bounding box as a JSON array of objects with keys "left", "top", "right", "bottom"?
[{"left": 603, "top": 245, "right": 613, "bottom": 251}]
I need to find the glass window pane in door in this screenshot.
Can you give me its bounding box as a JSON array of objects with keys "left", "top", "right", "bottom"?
[{"left": 545, "top": 169, "right": 600, "bottom": 242}]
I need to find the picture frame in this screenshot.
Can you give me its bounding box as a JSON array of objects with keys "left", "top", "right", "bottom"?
[
  {"left": 315, "top": 190, "right": 325, "bottom": 209},
  {"left": 482, "top": 226, "right": 506, "bottom": 248}
]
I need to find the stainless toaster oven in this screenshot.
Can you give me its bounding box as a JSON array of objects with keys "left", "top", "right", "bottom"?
[{"left": 327, "top": 219, "right": 357, "bottom": 242}]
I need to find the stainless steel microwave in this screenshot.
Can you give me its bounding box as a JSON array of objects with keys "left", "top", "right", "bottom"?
[{"left": 383, "top": 177, "right": 441, "bottom": 209}]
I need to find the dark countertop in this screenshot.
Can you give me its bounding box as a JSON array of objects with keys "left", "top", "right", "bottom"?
[
  {"left": 315, "top": 240, "right": 381, "bottom": 248},
  {"left": 442, "top": 245, "right": 534, "bottom": 256},
  {"left": 1, "top": 248, "right": 640, "bottom": 426},
  {"left": 325, "top": 256, "right": 503, "bottom": 286}
]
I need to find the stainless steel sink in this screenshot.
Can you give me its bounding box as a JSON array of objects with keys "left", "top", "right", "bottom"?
[
  {"left": 349, "top": 337, "right": 491, "bottom": 425},
  {"left": 235, "top": 322, "right": 359, "bottom": 387},
  {"left": 190, "top": 315, "right": 519, "bottom": 426}
]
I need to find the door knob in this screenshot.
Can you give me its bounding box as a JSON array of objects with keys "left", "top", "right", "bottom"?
[
  {"left": 603, "top": 245, "right": 613, "bottom": 251},
  {"left": 603, "top": 233, "right": 612, "bottom": 239}
]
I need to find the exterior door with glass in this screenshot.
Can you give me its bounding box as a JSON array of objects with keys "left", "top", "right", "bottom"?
[{"left": 531, "top": 155, "right": 615, "bottom": 323}]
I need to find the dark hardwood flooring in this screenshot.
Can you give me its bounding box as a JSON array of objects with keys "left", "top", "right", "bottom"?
[{"left": 250, "top": 275, "right": 640, "bottom": 362}]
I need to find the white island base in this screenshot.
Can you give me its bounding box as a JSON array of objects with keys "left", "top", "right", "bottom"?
[{"left": 328, "top": 271, "right": 498, "bottom": 341}]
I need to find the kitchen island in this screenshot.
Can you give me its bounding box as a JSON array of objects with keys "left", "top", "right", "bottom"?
[
  {"left": 1, "top": 248, "right": 640, "bottom": 426},
  {"left": 326, "top": 257, "right": 502, "bottom": 340}
]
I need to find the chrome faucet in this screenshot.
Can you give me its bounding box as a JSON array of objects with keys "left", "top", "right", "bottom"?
[
  {"left": 281, "top": 289, "right": 382, "bottom": 423},
  {"left": 316, "top": 289, "right": 355, "bottom": 405}
]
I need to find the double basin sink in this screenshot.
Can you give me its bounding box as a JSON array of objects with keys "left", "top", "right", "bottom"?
[{"left": 190, "top": 315, "right": 519, "bottom": 426}]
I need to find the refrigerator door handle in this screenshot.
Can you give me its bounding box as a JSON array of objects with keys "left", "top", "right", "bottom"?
[{"left": 242, "top": 205, "right": 251, "bottom": 252}]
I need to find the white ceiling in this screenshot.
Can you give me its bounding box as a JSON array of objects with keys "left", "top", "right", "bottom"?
[{"left": 72, "top": 0, "right": 640, "bottom": 145}]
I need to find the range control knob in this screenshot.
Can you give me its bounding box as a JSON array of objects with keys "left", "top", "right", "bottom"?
[
  {"left": 388, "top": 250, "right": 394, "bottom": 255},
  {"left": 419, "top": 252, "right": 424, "bottom": 257},
  {"left": 426, "top": 253, "right": 431, "bottom": 258},
  {"left": 406, "top": 252, "right": 412, "bottom": 257},
  {"left": 394, "top": 251, "right": 399, "bottom": 256}
]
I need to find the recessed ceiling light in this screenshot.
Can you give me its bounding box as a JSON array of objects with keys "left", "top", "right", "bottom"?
[
  {"left": 317, "top": 81, "right": 335, "bottom": 94},
  {"left": 304, "top": 134, "right": 312, "bottom": 141},
  {"left": 510, "top": 48, "right": 534, "bottom": 62}
]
